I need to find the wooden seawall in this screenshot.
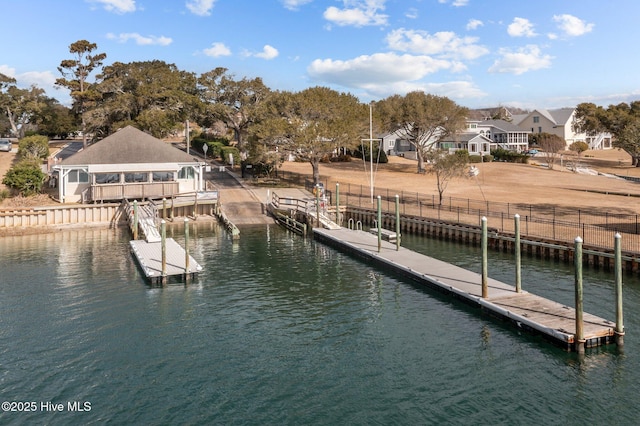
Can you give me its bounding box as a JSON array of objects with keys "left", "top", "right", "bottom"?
[{"left": 313, "top": 227, "right": 616, "bottom": 352}]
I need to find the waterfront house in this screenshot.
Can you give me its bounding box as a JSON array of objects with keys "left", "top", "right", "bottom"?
[
  {"left": 437, "top": 133, "right": 496, "bottom": 156},
  {"left": 513, "top": 108, "right": 612, "bottom": 150},
  {"left": 465, "top": 119, "right": 530, "bottom": 152},
  {"left": 52, "top": 126, "right": 206, "bottom": 203}
]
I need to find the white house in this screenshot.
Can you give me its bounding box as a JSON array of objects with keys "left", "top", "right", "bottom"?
[
  {"left": 52, "top": 126, "right": 206, "bottom": 203},
  {"left": 513, "top": 108, "right": 612, "bottom": 150},
  {"left": 466, "top": 119, "right": 530, "bottom": 152},
  {"left": 437, "top": 133, "right": 496, "bottom": 156}
]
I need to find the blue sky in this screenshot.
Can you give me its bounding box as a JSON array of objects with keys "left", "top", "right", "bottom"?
[{"left": 2, "top": 0, "right": 639, "bottom": 110}]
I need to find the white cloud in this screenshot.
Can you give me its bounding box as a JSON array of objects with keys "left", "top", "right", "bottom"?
[
  {"left": 203, "top": 42, "right": 231, "bottom": 57},
  {"left": 89, "top": 0, "right": 136, "bottom": 14},
  {"left": 507, "top": 17, "right": 537, "bottom": 37},
  {"left": 438, "top": 0, "right": 469, "bottom": 6},
  {"left": 308, "top": 52, "right": 452, "bottom": 87},
  {"left": 281, "top": 0, "right": 313, "bottom": 11},
  {"left": 553, "top": 14, "right": 594, "bottom": 37},
  {"left": 186, "top": 0, "right": 216, "bottom": 16},
  {"left": 0, "top": 65, "right": 16, "bottom": 79},
  {"left": 466, "top": 19, "right": 483, "bottom": 31},
  {"left": 323, "top": 0, "right": 388, "bottom": 27},
  {"left": 405, "top": 8, "right": 418, "bottom": 19},
  {"left": 386, "top": 28, "right": 489, "bottom": 61},
  {"left": 254, "top": 45, "right": 279, "bottom": 60},
  {"left": 106, "top": 33, "right": 172, "bottom": 46},
  {"left": 488, "top": 45, "right": 553, "bottom": 75}
]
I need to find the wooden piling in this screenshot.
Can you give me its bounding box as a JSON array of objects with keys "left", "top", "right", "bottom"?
[
  {"left": 574, "top": 237, "right": 585, "bottom": 354},
  {"left": 482, "top": 217, "right": 488, "bottom": 299},
  {"left": 515, "top": 214, "right": 522, "bottom": 293},
  {"left": 615, "top": 233, "right": 625, "bottom": 347}
]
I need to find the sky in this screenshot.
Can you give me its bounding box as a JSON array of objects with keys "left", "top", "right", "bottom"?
[{"left": 2, "top": 0, "right": 640, "bottom": 111}]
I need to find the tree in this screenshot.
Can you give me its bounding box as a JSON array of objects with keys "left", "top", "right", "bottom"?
[
  {"left": 92, "top": 60, "right": 200, "bottom": 138},
  {"left": 425, "top": 149, "right": 469, "bottom": 205},
  {"left": 376, "top": 91, "right": 468, "bottom": 173},
  {"left": 2, "top": 159, "right": 46, "bottom": 196},
  {"left": 56, "top": 40, "right": 106, "bottom": 147},
  {"left": 17, "top": 135, "right": 49, "bottom": 160},
  {"left": 255, "top": 87, "right": 367, "bottom": 184},
  {"left": 0, "top": 73, "right": 52, "bottom": 138},
  {"left": 530, "top": 132, "right": 565, "bottom": 169},
  {"left": 574, "top": 101, "right": 640, "bottom": 166},
  {"left": 198, "top": 68, "right": 271, "bottom": 155}
]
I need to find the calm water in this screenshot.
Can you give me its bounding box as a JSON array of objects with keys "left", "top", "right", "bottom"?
[{"left": 1, "top": 223, "right": 639, "bottom": 425}]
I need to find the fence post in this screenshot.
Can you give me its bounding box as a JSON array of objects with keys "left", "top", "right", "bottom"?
[
  {"left": 161, "top": 220, "right": 167, "bottom": 285},
  {"left": 336, "top": 183, "right": 340, "bottom": 225}
]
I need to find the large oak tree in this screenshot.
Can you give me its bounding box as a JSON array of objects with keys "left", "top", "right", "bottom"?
[
  {"left": 198, "top": 67, "right": 270, "bottom": 155},
  {"left": 255, "top": 87, "right": 367, "bottom": 184},
  {"left": 376, "top": 91, "right": 468, "bottom": 173},
  {"left": 574, "top": 101, "right": 640, "bottom": 166}
]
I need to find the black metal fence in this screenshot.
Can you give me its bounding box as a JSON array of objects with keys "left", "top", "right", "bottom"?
[{"left": 274, "top": 170, "right": 640, "bottom": 255}]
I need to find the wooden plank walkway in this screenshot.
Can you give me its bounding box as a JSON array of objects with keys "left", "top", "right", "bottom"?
[
  {"left": 313, "top": 227, "right": 616, "bottom": 351},
  {"left": 130, "top": 238, "right": 202, "bottom": 284}
]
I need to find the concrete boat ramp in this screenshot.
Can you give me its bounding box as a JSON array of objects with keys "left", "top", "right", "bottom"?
[{"left": 313, "top": 227, "right": 616, "bottom": 351}]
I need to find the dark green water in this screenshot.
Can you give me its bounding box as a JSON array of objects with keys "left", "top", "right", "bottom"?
[{"left": 1, "top": 224, "right": 639, "bottom": 425}]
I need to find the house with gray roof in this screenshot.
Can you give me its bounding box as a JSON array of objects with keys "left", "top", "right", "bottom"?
[
  {"left": 437, "top": 132, "right": 496, "bottom": 156},
  {"left": 52, "top": 125, "right": 206, "bottom": 203},
  {"left": 466, "top": 119, "right": 530, "bottom": 152},
  {"left": 514, "top": 108, "right": 612, "bottom": 150}
]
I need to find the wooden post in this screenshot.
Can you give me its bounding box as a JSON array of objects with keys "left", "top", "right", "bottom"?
[
  {"left": 184, "top": 218, "right": 191, "bottom": 282},
  {"left": 614, "top": 233, "right": 625, "bottom": 347},
  {"left": 395, "top": 194, "right": 400, "bottom": 251},
  {"left": 162, "top": 198, "right": 167, "bottom": 220},
  {"left": 377, "top": 196, "right": 382, "bottom": 253},
  {"left": 335, "top": 183, "right": 341, "bottom": 226},
  {"left": 133, "top": 200, "right": 139, "bottom": 240},
  {"left": 315, "top": 185, "right": 320, "bottom": 228},
  {"left": 515, "top": 214, "right": 522, "bottom": 293},
  {"left": 574, "top": 237, "right": 585, "bottom": 353},
  {"left": 161, "top": 220, "right": 167, "bottom": 285},
  {"left": 481, "top": 217, "right": 488, "bottom": 298}
]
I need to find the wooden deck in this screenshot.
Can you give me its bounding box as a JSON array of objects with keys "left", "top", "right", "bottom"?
[
  {"left": 130, "top": 238, "right": 202, "bottom": 284},
  {"left": 313, "top": 227, "right": 616, "bottom": 351}
]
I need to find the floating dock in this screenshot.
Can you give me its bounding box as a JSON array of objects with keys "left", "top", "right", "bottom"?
[
  {"left": 130, "top": 238, "right": 202, "bottom": 285},
  {"left": 313, "top": 227, "right": 616, "bottom": 351}
]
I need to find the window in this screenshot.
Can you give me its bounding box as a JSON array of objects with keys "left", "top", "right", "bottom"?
[
  {"left": 124, "top": 172, "right": 148, "bottom": 183},
  {"left": 67, "top": 169, "right": 89, "bottom": 183},
  {"left": 178, "top": 167, "right": 194, "bottom": 179},
  {"left": 533, "top": 116, "right": 539, "bottom": 123},
  {"left": 153, "top": 172, "right": 175, "bottom": 182},
  {"left": 95, "top": 173, "right": 120, "bottom": 184}
]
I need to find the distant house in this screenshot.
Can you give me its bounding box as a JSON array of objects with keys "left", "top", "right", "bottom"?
[
  {"left": 437, "top": 133, "right": 496, "bottom": 156},
  {"left": 52, "top": 126, "right": 206, "bottom": 203},
  {"left": 513, "top": 108, "right": 612, "bottom": 150},
  {"left": 465, "top": 119, "right": 530, "bottom": 152}
]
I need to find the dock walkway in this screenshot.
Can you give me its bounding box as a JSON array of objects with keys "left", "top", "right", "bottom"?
[
  {"left": 314, "top": 227, "right": 616, "bottom": 351},
  {"left": 130, "top": 238, "right": 202, "bottom": 284}
]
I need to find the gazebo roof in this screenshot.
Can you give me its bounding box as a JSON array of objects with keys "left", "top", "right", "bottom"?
[{"left": 60, "top": 126, "right": 200, "bottom": 166}]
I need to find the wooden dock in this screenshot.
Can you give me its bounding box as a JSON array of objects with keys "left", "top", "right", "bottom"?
[
  {"left": 313, "top": 227, "right": 616, "bottom": 351},
  {"left": 130, "top": 238, "right": 202, "bottom": 285}
]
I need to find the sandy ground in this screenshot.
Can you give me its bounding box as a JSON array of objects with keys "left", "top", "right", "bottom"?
[{"left": 277, "top": 149, "right": 640, "bottom": 215}]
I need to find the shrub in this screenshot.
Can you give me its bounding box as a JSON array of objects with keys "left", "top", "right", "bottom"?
[
  {"left": 491, "top": 148, "right": 528, "bottom": 163},
  {"left": 483, "top": 154, "right": 493, "bottom": 162},
  {"left": 18, "top": 135, "right": 49, "bottom": 160},
  {"left": 2, "top": 159, "right": 46, "bottom": 196},
  {"left": 469, "top": 155, "right": 483, "bottom": 163},
  {"left": 221, "top": 146, "right": 240, "bottom": 165}
]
